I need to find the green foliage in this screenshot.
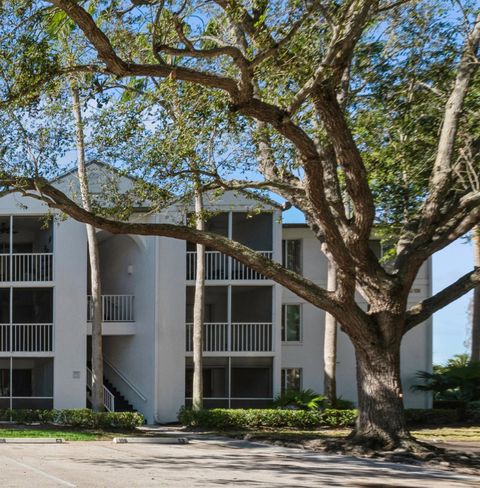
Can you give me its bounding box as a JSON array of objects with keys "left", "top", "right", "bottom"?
[
  {"left": 178, "top": 407, "right": 357, "bottom": 430},
  {"left": 405, "top": 408, "right": 480, "bottom": 426},
  {"left": 404, "top": 409, "right": 463, "bottom": 426},
  {"left": 468, "top": 400, "right": 480, "bottom": 410},
  {"left": 178, "top": 407, "right": 480, "bottom": 431},
  {"left": 331, "top": 398, "right": 355, "bottom": 410},
  {"left": 0, "top": 409, "right": 144, "bottom": 430},
  {"left": 273, "top": 389, "right": 326, "bottom": 410},
  {"left": 272, "top": 390, "right": 354, "bottom": 411},
  {"left": 412, "top": 355, "right": 480, "bottom": 402}
]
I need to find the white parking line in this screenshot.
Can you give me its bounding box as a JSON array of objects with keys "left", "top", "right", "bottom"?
[{"left": 0, "top": 454, "right": 76, "bottom": 487}]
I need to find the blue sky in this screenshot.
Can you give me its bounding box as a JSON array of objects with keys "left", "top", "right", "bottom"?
[
  {"left": 432, "top": 239, "right": 472, "bottom": 364},
  {"left": 283, "top": 206, "right": 473, "bottom": 365}
]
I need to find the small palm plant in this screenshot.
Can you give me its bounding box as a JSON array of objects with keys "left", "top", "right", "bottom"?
[
  {"left": 273, "top": 389, "right": 326, "bottom": 410},
  {"left": 412, "top": 354, "right": 480, "bottom": 402}
]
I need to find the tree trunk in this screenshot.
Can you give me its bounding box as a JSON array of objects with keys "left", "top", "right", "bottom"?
[
  {"left": 192, "top": 186, "right": 205, "bottom": 411},
  {"left": 323, "top": 260, "right": 337, "bottom": 405},
  {"left": 70, "top": 81, "right": 104, "bottom": 412},
  {"left": 472, "top": 225, "right": 480, "bottom": 362},
  {"left": 352, "top": 341, "right": 411, "bottom": 449},
  {"left": 86, "top": 226, "right": 104, "bottom": 412}
]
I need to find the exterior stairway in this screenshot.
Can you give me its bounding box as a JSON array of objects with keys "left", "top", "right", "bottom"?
[
  {"left": 103, "top": 378, "right": 135, "bottom": 412},
  {"left": 86, "top": 363, "right": 135, "bottom": 412}
]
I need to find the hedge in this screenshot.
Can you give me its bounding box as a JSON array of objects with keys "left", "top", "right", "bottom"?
[
  {"left": 0, "top": 409, "right": 144, "bottom": 430},
  {"left": 178, "top": 407, "right": 357, "bottom": 429},
  {"left": 178, "top": 407, "right": 480, "bottom": 430}
]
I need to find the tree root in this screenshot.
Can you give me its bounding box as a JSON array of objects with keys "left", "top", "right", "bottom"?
[
  {"left": 313, "top": 434, "right": 479, "bottom": 474},
  {"left": 342, "top": 429, "right": 435, "bottom": 453},
  {"left": 235, "top": 431, "right": 480, "bottom": 474}
]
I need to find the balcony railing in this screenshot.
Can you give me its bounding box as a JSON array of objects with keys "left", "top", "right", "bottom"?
[
  {"left": 0, "top": 253, "right": 53, "bottom": 282},
  {"left": 87, "top": 295, "right": 135, "bottom": 322},
  {"left": 186, "top": 322, "right": 273, "bottom": 352},
  {"left": 0, "top": 323, "right": 54, "bottom": 353},
  {"left": 186, "top": 251, "right": 273, "bottom": 281}
]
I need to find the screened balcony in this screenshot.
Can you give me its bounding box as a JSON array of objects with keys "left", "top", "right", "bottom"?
[
  {"left": 0, "top": 357, "right": 53, "bottom": 409},
  {"left": 0, "top": 288, "right": 53, "bottom": 354},
  {"left": 186, "top": 212, "right": 273, "bottom": 281},
  {"left": 0, "top": 216, "right": 54, "bottom": 282},
  {"left": 185, "top": 286, "right": 273, "bottom": 353},
  {"left": 185, "top": 357, "right": 273, "bottom": 408}
]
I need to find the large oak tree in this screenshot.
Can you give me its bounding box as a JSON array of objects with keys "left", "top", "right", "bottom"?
[{"left": 0, "top": 0, "right": 479, "bottom": 449}]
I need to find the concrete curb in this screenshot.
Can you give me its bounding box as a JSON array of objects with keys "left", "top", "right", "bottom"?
[
  {"left": 0, "top": 438, "right": 65, "bottom": 444},
  {"left": 113, "top": 437, "right": 189, "bottom": 444}
]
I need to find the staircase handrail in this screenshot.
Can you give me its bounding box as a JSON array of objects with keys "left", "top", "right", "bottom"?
[
  {"left": 103, "top": 357, "right": 147, "bottom": 402},
  {"left": 86, "top": 366, "right": 116, "bottom": 412}
]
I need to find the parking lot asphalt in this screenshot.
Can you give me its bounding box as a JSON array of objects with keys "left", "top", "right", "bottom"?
[{"left": 0, "top": 438, "right": 479, "bottom": 487}]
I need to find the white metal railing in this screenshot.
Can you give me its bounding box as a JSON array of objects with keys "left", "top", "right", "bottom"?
[
  {"left": 0, "top": 253, "right": 53, "bottom": 282},
  {"left": 186, "top": 251, "right": 229, "bottom": 280},
  {"left": 231, "top": 252, "right": 273, "bottom": 280},
  {"left": 0, "top": 323, "right": 53, "bottom": 353},
  {"left": 104, "top": 357, "right": 147, "bottom": 403},
  {"left": 86, "top": 367, "right": 115, "bottom": 412},
  {"left": 186, "top": 322, "right": 273, "bottom": 352},
  {"left": 186, "top": 322, "right": 229, "bottom": 352},
  {"left": 186, "top": 251, "right": 273, "bottom": 280},
  {"left": 231, "top": 322, "right": 273, "bottom": 352},
  {"left": 87, "top": 295, "right": 135, "bottom": 322}
]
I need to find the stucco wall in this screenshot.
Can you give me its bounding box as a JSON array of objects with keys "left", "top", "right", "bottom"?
[
  {"left": 281, "top": 225, "right": 432, "bottom": 408},
  {"left": 53, "top": 216, "right": 87, "bottom": 409},
  {"left": 100, "top": 227, "right": 157, "bottom": 422},
  {"left": 155, "top": 224, "right": 187, "bottom": 423},
  {"left": 0, "top": 194, "right": 87, "bottom": 409}
]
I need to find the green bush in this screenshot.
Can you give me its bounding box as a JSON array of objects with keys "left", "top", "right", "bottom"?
[
  {"left": 0, "top": 409, "right": 144, "bottom": 430},
  {"left": 178, "top": 407, "right": 357, "bottom": 430},
  {"left": 404, "top": 409, "right": 461, "bottom": 426},
  {"left": 331, "top": 398, "right": 355, "bottom": 410},
  {"left": 433, "top": 400, "right": 466, "bottom": 409},
  {"left": 179, "top": 407, "right": 480, "bottom": 431},
  {"left": 272, "top": 389, "right": 326, "bottom": 410}
]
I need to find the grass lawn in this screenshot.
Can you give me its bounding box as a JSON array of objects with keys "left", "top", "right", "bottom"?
[
  {"left": 0, "top": 426, "right": 116, "bottom": 441},
  {"left": 223, "top": 426, "right": 480, "bottom": 443},
  {"left": 413, "top": 426, "right": 480, "bottom": 442},
  {"left": 1, "top": 425, "right": 479, "bottom": 443}
]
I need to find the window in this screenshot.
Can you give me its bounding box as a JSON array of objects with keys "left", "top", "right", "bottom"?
[
  {"left": 281, "top": 368, "right": 302, "bottom": 393},
  {"left": 282, "top": 239, "right": 302, "bottom": 274},
  {"left": 281, "top": 304, "right": 301, "bottom": 342}
]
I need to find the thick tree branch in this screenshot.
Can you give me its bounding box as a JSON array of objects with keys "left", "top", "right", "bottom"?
[
  {"left": 2, "top": 176, "right": 373, "bottom": 327},
  {"left": 397, "top": 190, "right": 480, "bottom": 275},
  {"left": 312, "top": 89, "right": 374, "bottom": 243},
  {"left": 288, "top": 0, "right": 378, "bottom": 115},
  {"left": 406, "top": 267, "right": 480, "bottom": 329},
  {"left": 48, "top": 0, "right": 241, "bottom": 97},
  {"left": 420, "top": 13, "right": 480, "bottom": 230},
  {"left": 153, "top": 13, "right": 254, "bottom": 100}
]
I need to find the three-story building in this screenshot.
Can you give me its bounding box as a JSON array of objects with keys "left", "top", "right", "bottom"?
[{"left": 0, "top": 163, "right": 432, "bottom": 422}]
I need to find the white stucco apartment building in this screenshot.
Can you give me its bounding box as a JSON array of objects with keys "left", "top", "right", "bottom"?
[{"left": 0, "top": 163, "right": 432, "bottom": 422}]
